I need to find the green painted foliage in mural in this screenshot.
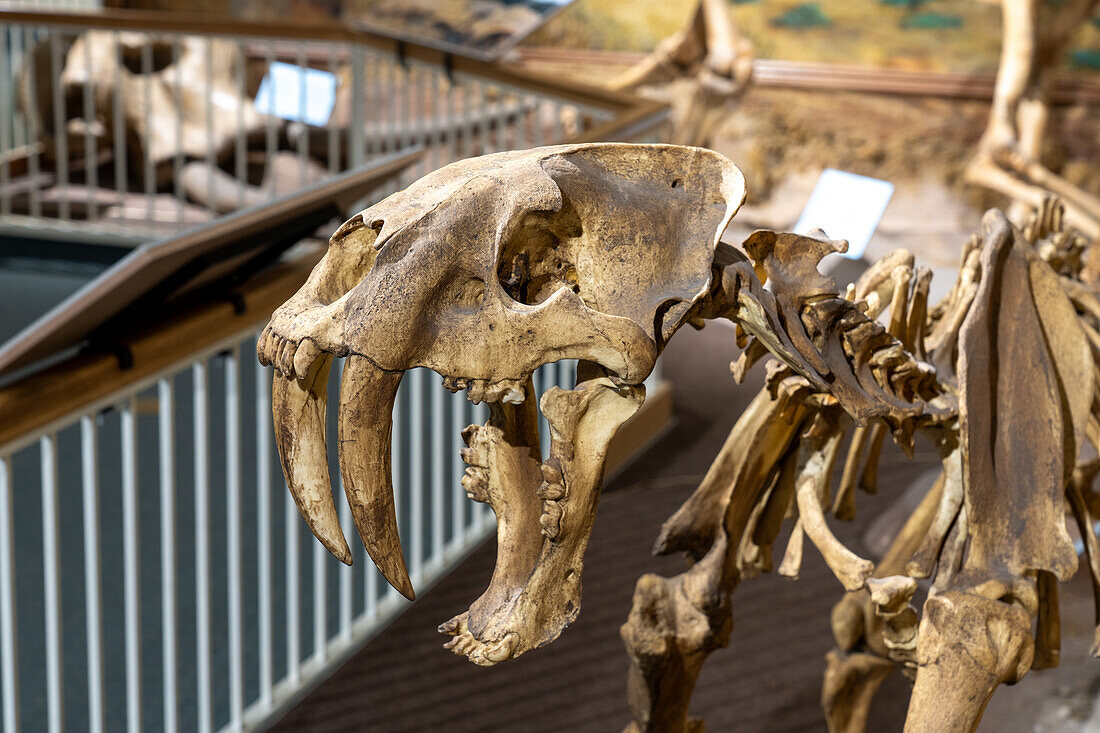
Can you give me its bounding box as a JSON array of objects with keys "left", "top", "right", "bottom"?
[
  {"left": 900, "top": 12, "right": 963, "bottom": 29},
  {"left": 1070, "top": 48, "right": 1100, "bottom": 69},
  {"left": 771, "top": 2, "right": 831, "bottom": 28}
]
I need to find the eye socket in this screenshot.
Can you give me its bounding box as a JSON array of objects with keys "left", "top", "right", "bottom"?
[{"left": 496, "top": 214, "right": 581, "bottom": 306}]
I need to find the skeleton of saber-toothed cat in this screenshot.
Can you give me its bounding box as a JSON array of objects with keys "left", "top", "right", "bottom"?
[
  {"left": 258, "top": 143, "right": 941, "bottom": 666},
  {"left": 619, "top": 198, "right": 1100, "bottom": 733}
]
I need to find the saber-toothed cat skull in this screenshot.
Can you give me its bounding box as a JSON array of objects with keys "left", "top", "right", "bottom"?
[{"left": 259, "top": 143, "right": 746, "bottom": 661}]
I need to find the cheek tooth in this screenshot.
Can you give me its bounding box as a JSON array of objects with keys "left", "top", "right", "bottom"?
[
  {"left": 483, "top": 383, "right": 507, "bottom": 403},
  {"left": 484, "top": 632, "right": 518, "bottom": 664},
  {"left": 537, "top": 481, "right": 564, "bottom": 500},
  {"left": 540, "top": 501, "right": 563, "bottom": 539},
  {"left": 503, "top": 387, "right": 525, "bottom": 405},
  {"left": 541, "top": 460, "right": 564, "bottom": 485},
  {"left": 467, "top": 381, "right": 487, "bottom": 404}
]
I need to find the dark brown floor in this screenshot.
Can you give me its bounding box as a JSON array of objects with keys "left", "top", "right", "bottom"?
[{"left": 271, "top": 322, "right": 942, "bottom": 732}]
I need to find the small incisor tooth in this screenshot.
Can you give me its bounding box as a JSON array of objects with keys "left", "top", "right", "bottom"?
[
  {"left": 442, "top": 375, "right": 469, "bottom": 392},
  {"left": 461, "top": 467, "right": 489, "bottom": 502},
  {"left": 438, "top": 613, "right": 467, "bottom": 636},
  {"left": 256, "top": 327, "right": 273, "bottom": 366},
  {"left": 292, "top": 339, "right": 322, "bottom": 380},
  {"left": 278, "top": 339, "right": 297, "bottom": 377}
]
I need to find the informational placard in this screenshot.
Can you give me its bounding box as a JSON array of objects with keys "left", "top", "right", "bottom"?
[
  {"left": 793, "top": 169, "right": 895, "bottom": 261},
  {"left": 254, "top": 61, "right": 338, "bottom": 128}
]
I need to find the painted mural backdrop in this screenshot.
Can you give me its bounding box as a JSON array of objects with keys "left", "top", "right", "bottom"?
[
  {"left": 118, "top": 0, "right": 1100, "bottom": 71},
  {"left": 526, "top": 0, "right": 1100, "bottom": 73}
]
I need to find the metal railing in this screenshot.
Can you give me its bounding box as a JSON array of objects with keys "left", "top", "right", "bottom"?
[
  {"left": 0, "top": 322, "right": 589, "bottom": 733},
  {"left": 0, "top": 9, "right": 667, "bottom": 245},
  {"left": 0, "top": 8, "right": 670, "bottom": 732}
]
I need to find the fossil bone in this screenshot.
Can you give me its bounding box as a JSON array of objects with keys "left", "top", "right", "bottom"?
[
  {"left": 619, "top": 192, "right": 1100, "bottom": 732},
  {"left": 263, "top": 142, "right": 765, "bottom": 660},
  {"left": 444, "top": 372, "right": 645, "bottom": 663},
  {"left": 37, "top": 31, "right": 269, "bottom": 176},
  {"left": 609, "top": 0, "right": 754, "bottom": 147},
  {"left": 964, "top": 0, "right": 1100, "bottom": 239}
]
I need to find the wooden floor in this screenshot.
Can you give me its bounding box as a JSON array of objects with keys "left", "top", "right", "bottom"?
[{"left": 267, "top": 322, "right": 944, "bottom": 732}]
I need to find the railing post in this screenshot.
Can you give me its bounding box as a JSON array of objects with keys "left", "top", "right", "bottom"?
[
  {"left": 1, "top": 28, "right": 12, "bottom": 218},
  {"left": 193, "top": 362, "right": 212, "bottom": 733},
  {"left": 0, "top": 456, "right": 17, "bottom": 733},
  {"left": 449, "top": 390, "right": 466, "bottom": 550},
  {"left": 112, "top": 32, "right": 128, "bottom": 213},
  {"left": 48, "top": 34, "right": 69, "bottom": 222},
  {"left": 349, "top": 44, "right": 367, "bottom": 169},
  {"left": 337, "top": 359, "right": 353, "bottom": 643},
  {"left": 225, "top": 348, "right": 244, "bottom": 731},
  {"left": 81, "top": 416, "right": 105, "bottom": 733},
  {"left": 121, "top": 398, "right": 142, "bottom": 733},
  {"left": 157, "top": 381, "right": 178, "bottom": 733},
  {"left": 41, "top": 435, "right": 63, "bottom": 733},
  {"left": 255, "top": 358, "right": 274, "bottom": 706},
  {"left": 286, "top": 480, "right": 301, "bottom": 685},
  {"left": 21, "top": 27, "right": 40, "bottom": 218}
]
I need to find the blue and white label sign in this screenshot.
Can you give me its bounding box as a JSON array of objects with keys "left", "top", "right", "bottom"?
[
  {"left": 793, "top": 169, "right": 895, "bottom": 261},
  {"left": 254, "top": 61, "right": 338, "bottom": 128}
]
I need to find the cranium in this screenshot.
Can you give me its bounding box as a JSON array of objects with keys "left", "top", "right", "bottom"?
[{"left": 259, "top": 143, "right": 935, "bottom": 664}]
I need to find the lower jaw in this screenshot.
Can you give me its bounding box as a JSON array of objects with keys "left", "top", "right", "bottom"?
[{"left": 444, "top": 374, "right": 646, "bottom": 664}]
